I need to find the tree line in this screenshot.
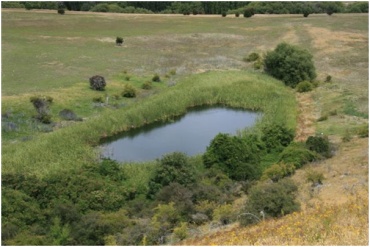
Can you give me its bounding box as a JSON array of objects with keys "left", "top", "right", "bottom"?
[{"left": 3, "top": 1, "right": 368, "bottom": 14}]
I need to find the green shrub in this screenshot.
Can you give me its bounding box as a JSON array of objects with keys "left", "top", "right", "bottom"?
[
  {"left": 203, "top": 133, "right": 264, "bottom": 181},
  {"left": 325, "top": 75, "right": 332, "bottom": 82},
  {"left": 121, "top": 84, "right": 136, "bottom": 98},
  {"left": 92, "top": 96, "right": 104, "bottom": 103},
  {"left": 57, "top": 8, "right": 65, "bottom": 15},
  {"left": 244, "top": 52, "right": 260, "bottom": 62},
  {"left": 303, "top": 11, "right": 310, "bottom": 17},
  {"left": 89, "top": 75, "right": 106, "bottom": 91},
  {"left": 152, "top": 74, "right": 161, "bottom": 82},
  {"left": 235, "top": 12, "right": 240, "bottom": 17},
  {"left": 305, "top": 135, "right": 331, "bottom": 158},
  {"left": 212, "top": 204, "right": 235, "bottom": 225},
  {"left": 116, "top": 36, "right": 123, "bottom": 46},
  {"left": 357, "top": 123, "right": 369, "bottom": 138},
  {"left": 261, "top": 124, "right": 294, "bottom": 153},
  {"left": 253, "top": 58, "right": 264, "bottom": 70},
  {"left": 222, "top": 12, "right": 227, "bottom": 17},
  {"left": 142, "top": 81, "right": 152, "bottom": 90},
  {"left": 296, "top": 81, "right": 314, "bottom": 93},
  {"left": 147, "top": 152, "right": 196, "bottom": 198},
  {"left": 264, "top": 43, "right": 317, "bottom": 88},
  {"left": 173, "top": 222, "right": 188, "bottom": 241},
  {"left": 261, "top": 162, "right": 296, "bottom": 182},
  {"left": 243, "top": 7, "right": 254, "bottom": 18},
  {"left": 279, "top": 142, "right": 318, "bottom": 168},
  {"left": 240, "top": 178, "right": 300, "bottom": 226}
]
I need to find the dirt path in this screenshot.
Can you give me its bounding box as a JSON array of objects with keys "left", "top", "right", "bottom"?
[{"left": 294, "top": 92, "right": 318, "bottom": 142}]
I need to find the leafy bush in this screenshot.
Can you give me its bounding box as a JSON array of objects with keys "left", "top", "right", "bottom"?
[
  {"left": 279, "top": 142, "right": 318, "bottom": 168},
  {"left": 89, "top": 75, "right": 106, "bottom": 91},
  {"left": 325, "top": 75, "right": 332, "bottom": 82},
  {"left": 116, "top": 36, "right": 123, "bottom": 46},
  {"left": 243, "top": 7, "right": 254, "bottom": 18},
  {"left": 152, "top": 74, "right": 161, "bottom": 82},
  {"left": 240, "top": 178, "right": 300, "bottom": 226},
  {"left": 92, "top": 96, "right": 104, "bottom": 103},
  {"left": 148, "top": 152, "right": 196, "bottom": 198},
  {"left": 222, "top": 12, "right": 227, "bottom": 17},
  {"left": 212, "top": 204, "right": 235, "bottom": 225},
  {"left": 305, "top": 135, "right": 331, "bottom": 158},
  {"left": 203, "top": 133, "right": 264, "bottom": 181},
  {"left": 261, "top": 124, "right": 294, "bottom": 153},
  {"left": 244, "top": 52, "right": 260, "bottom": 62},
  {"left": 90, "top": 3, "right": 109, "bottom": 12},
  {"left": 235, "top": 12, "right": 240, "bottom": 17},
  {"left": 303, "top": 11, "right": 310, "bottom": 17},
  {"left": 121, "top": 84, "right": 136, "bottom": 98},
  {"left": 173, "top": 222, "right": 188, "bottom": 241},
  {"left": 296, "top": 81, "right": 314, "bottom": 93},
  {"left": 357, "top": 123, "right": 368, "bottom": 138},
  {"left": 57, "top": 8, "right": 65, "bottom": 14},
  {"left": 264, "top": 42, "right": 317, "bottom": 88},
  {"left": 261, "top": 162, "right": 296, "bottom": 182}
]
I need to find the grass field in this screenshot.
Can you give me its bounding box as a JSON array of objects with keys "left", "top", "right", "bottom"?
[{"left": 1, "top": 9, "right": 368, "bottom": 245}]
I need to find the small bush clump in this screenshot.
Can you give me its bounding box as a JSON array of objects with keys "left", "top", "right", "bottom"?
[
  {"left": 152, "top": 74, "right": 161, "bottom": 82},
  {"left": 57, "top": 8, "right": 65, "bottom": 14},
  {"left": 279, "top": 142, "right": 318, "bottom": 168},
  {"left": 305, "top": 135, "right": 331, "bottom": 158},
  {"left": 325, "top": 75, "right": 332, "bottom": 82},
  {"left": 243, "top": 7, "right": 254, "bottom": 18},
  {"left": 222, "top": 12, "right": 227, "bottom": 17},
  {"left": 30, "top": 96, "right": 53, "bottom": 124},
  {"left": 89, "top": 75, "right": 106, "bottom": 91},
  {"left": 121, "top": 84, "right": 136, "bottom": 98},
  {"left": 244, "top": 52, "right": 260, "bottom": 62},
  {"left": 59, "top": 109, "right": 82, "bottom": 121},
  {"left": 296, "top": 81, "right": 314, "bottom": 93},
  {"left": 357, "top": 123, "right": 368, "bottom": 138},
  {"left": 116, "top": 36, "right": 124, "bottom": 46},
  {"left": 142, "top": 81, "right": 152, "bottom": 90},
  {"left": 235, "top": 12, "right": 240, "bottom": 17},
  {"left": 305, "top": 169, "right": 325, "bottom": 186},
  {"left": 92, "top": 96, "right": 104, "bottom": 103},
  {"left": 261, "top": 162, "right": 296, "bottom": 182},
  {"left": 261, "top": 124, "right": 294, "bottom": 153}
]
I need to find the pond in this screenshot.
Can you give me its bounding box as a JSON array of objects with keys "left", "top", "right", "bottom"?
[{"left": 99, "top": 106, "right": 261, "bottom": 162}]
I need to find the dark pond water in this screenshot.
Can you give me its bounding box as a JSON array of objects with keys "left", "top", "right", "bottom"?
[{"left": 100, "top": 106, "right": 260, "bottom": 162}]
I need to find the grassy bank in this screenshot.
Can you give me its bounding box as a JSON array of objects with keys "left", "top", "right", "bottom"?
[{"left": 2, "top": 70, "right": 297, "bottom": 177}]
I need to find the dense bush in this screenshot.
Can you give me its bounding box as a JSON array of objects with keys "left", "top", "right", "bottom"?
[
  {"left": 203, "top": 133, "right": 264, "bottom": 181},
  {"left": 261, "top": 124, "right": 294, "bottom": 153},
  {"left": 296, "top": 81, "right": 314, "bottom": 93},
  {"left": 89, "top": 75, "right": 106, "bottom": 91},
  {"left": 121, "top": 84, "right": 136, "bottom": 98},
  {"left": 142, "top": 81, "right": 152, "bottom": 90},
  {"left": 57, "top": 8, "right": 65, "bottom": 14},
  {"left": 116, "top": 36, "right": 123, "bottom": 46},
  {"left": 240, "top": 178, "right": 300, "bottom": 226},
  {"left": 305, "top": 135, "right": 331, "bottom": 158},
  {"left": 221, "top": 12, "right": 227, "bottom": 17},
  {"left": 264, "top": 43, "right": 317, "bottom": 88},
  {"left": 244, "top": 52, "right": 260, "bottom": 62},
  {"left": 305, "top": 169, "right": 325, "bottom": 186},
  {"left": 243, "top": 7, "right": 254, "bottom": 18},
  {"left": 148, "top": 152, "right": 196, "bottom": 198},
  {"left": 279, "top": 142, "right": 318, "bottom": 168},
  {"left": 152, "top": 74, "right": 161, "bottom": 82},
  {"left": 261, "top": 162, "right": 296, "bottom": 182}
]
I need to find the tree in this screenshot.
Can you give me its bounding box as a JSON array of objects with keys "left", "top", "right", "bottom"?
[{"left": 264, "top": 42, "right": 317, "bottom": 88}]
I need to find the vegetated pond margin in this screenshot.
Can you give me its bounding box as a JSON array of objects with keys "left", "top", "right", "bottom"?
[{"left": 99, "top": 104, "right": 262, "bottom": 162}]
